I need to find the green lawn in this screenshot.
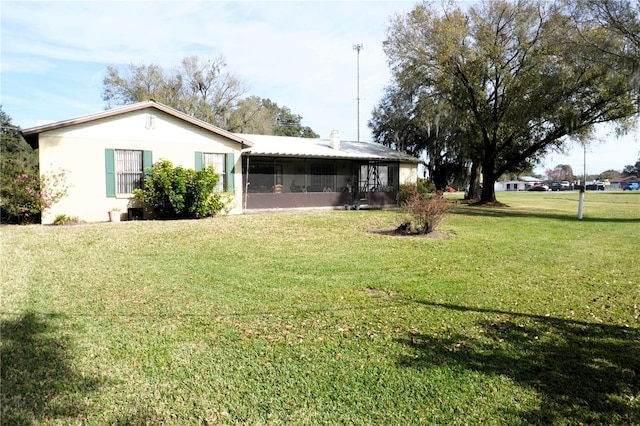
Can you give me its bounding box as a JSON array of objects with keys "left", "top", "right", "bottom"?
[{"left": 1, "top": 191, "right": 639, "bottom": 425}]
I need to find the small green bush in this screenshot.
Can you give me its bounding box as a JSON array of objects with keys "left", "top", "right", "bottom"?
[
  {"left": 186, "top": 167, "right": 222, "bottom": 218},
  {"left": 52, "top": 214, "right": 79, "bottom": 226},
  {"left": 53, "top": 214, "right": 69, "bottom": 225},
  {"left": 219, "top": 192, "right": 237, "bottom": 215},
  {"left": 134, "top": 160, "right": 225, "bottom": 219}
]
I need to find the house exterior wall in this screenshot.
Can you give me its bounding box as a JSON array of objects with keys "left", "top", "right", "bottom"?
[
  {"left": 399, "top": 162, "right": 418, "bottom": 187},
  {"left": 38, "top": 108, "right": 244, "bottom": 224}
]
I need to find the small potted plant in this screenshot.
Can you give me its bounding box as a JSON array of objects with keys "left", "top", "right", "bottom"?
[{"left": 108, "top": 207, "right": 121, "bottom": 222}]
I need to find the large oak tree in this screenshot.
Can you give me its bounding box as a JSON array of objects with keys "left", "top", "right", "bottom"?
[
  {"left": 369, "top": 83, "right": 474, "bottom": 191},
  {"left": 103, "top": 55, "right": 246, "bottom": 129},
  {"left": 382, "top": 0, "right": 638, "bottom": 202},
  {"left": 103, "top": 56, "right": 318, "bottom": 137}
]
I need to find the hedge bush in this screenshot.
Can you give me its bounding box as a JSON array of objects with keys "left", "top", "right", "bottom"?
[{"left": 133, "top": 160, "right": 225, "bottom": 219}]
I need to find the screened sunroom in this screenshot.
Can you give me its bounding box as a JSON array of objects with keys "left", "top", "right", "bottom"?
[{"left": 238, "top": 133, "right": 421, "bottom": 210}]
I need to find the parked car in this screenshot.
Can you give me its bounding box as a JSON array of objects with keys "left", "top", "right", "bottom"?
[
  {"left": 548, "top": 181, "right": 571, "bottom": 191},
  {"left": 560, "top": 181, "right": 572, "bottom": 190},
  {"left": 586, "top": 182, "right": 605, "bottom": 191},
  {"left": 623, "top": 182, "right": 639, "bottom": 190},
  {"left": 549, "top": 182, "right": 561, "bottom": 191},
  {"left": 528, "top": 184, "right": 549, "bottom": 191}
]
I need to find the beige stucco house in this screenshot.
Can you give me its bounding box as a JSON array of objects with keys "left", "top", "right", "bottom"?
[
  {"left": 22, "top": 101, "right": 421, "bottom": 223},
  {"left": 23, "top": 101, "right": 249, "bottom": 224}
]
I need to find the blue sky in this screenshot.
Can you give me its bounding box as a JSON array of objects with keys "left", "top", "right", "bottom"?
[{"left": 2, "top": 0, "right": 639, "bottom": 175}]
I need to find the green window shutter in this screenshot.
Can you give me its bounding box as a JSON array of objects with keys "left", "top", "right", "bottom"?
[
  {"left": 225, "top": 153, "right": 235, "bottom": 194},
  {"left": 143, "top": 150, "right": 153, "bottom": 177},
  {"left": 195, "top": 151, "right": 203, "bottom": 171},
  {"left": 105, "top": 149, "right": 115, "bottom": 198}
]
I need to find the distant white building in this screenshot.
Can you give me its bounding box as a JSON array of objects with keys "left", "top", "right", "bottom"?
[{"left": 494, "top": 176, "right": 540, "bottom": 192}]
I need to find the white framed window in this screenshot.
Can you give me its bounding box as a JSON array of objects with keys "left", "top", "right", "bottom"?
[
  {"left": 203, "top": 153, "right": 226, "bottom": 192},
  {"left": 116, "top": 150, "right": 143, "bottom": 194}
]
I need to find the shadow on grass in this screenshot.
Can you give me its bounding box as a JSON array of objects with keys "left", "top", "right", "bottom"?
[
  {"left": 398, "top": 300, "right": 640, "bottom": 424},
  {"left": 1, "top": 311, "right": 101, "bottom": 425},
  {"left": 110, "top": 406, "right": 166, "bottom": 426},
  {"left": 452, "top": 203, "right": 640, "bottom": 223}
]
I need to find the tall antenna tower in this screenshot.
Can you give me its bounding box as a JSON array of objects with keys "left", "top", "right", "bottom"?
[{"left": 353, "top": 43, "right": 363, "bottom": 141}]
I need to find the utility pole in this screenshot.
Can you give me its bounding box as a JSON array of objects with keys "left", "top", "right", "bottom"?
[
  {"left": 353, "top": 43, "right": 363, "bottom": 142},
  {"left": 578, "top": 142, "right": 586, "bottom": 219}
]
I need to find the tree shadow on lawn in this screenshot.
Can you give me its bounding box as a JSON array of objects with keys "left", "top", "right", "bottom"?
[
  {"left": 452, "top": 204, "right": 640, "bottom": 223},
  {"left": 397, "top": 301, "right": 640, "bottom": 424},
  {"left": 1, "top": 311, "right": 102, "bottom": 425}
]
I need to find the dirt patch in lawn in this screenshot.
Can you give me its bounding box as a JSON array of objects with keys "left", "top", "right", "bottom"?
[{"left": 371, "top": 229, "right": 451, "bottom": 239}]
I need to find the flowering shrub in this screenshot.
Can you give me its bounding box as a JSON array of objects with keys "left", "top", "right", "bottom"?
[{"left": 1, "top": 169, "right": 70, "bottom": 224}]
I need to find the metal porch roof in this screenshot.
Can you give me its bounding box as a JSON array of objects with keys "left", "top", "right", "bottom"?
[{"left": 237, "top": 134, "right": 422, "bottom": 163}]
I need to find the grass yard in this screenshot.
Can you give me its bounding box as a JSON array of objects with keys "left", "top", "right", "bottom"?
[{"left": 1, "top": 191, "right": 639, "bottom": 425}]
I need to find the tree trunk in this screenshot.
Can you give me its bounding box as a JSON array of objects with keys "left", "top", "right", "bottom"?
[
  {"left": 480, "top": 180, "right": 497, "bottom": 203},
  {"left": 480, "top": 161, "right": 498, "bottom": 203},
  {"left": 428, "top": 162, "right": 449, "bottom": 191},
  {"left": 465, "top": 161, "right": 482, "bottom": 200}
]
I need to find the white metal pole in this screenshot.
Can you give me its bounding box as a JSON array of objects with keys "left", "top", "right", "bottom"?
[
  {"left": 578, "top": 142, "right": 586, "bottom": 219},
  {"left": 578, "top": 187, "right": 584, "bottom": 219},
  {"left": 353, "top": 43, "right": 363, "bottom": 142}
]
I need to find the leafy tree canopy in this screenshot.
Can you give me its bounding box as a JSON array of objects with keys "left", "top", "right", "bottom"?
[
  {"left": 577, "top": 0, "right": 640, "bottom": 65},
  {"left": 622, "top": 158, "right": 640, "bottom": 176},
  {"left": 381, "top": 0, "right": 639, "bottom": 202},
  {"left": 599, "top": 169, "right": 622, "bottom": 180},
  {"left": 103, "top": 55, "right": 246, "bottom": 129},
  {"left": 369, "top": 82, "right": 473, "bottom": 191},
  {"left": 1, "top": 106, "right": 38, "bottom": 177},
  {"left": 103, "top": 55, "right": 318, "bottom": 138},
  {"left": 227, "top": 96, "right": 319, "bottom": 138},
  {"left": 0, "top": 105, "right": 38, "bottom": 181}
]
